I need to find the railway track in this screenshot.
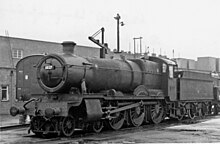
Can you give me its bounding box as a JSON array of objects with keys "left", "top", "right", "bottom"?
[
  {"left": 27, "top": 122, "right": 188, "bottom": 143},
  {"left": 0, "top": 124, "right": 29, "bottom": 131},
  {"left": 19, "top": 116, "right": 212, "bottom": 144}
]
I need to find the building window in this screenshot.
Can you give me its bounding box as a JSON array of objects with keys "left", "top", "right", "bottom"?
[
  {"left": 1, "top": 85, "right": 9, "bottom": 101},
  {"left": 12, "top": 49, "right": 23, "bottom": 59}
]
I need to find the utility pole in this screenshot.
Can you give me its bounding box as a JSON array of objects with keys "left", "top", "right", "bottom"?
[
  {"left": 114, "top": 13, "right": 124, "bottom": 53},
  {"left": 133, "top": 38, "right": 136, "bottom": 54},
  {"left": 139, "top": 37, "right": 143, "bottom": 54}
]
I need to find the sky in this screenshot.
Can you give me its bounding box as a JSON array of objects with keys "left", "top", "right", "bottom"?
[{"left": 0, "top": 0, "right": 220, "bottom": 60}]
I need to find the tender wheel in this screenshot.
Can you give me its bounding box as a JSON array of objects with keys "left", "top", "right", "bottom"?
[
  {"left": 129, "top": 105, "right": 145, "bottom": 127},
  {"left": 91, "top": 121, "right": 104, "bottom": 133},
  {"left": 61, "top": 116, "right": 75, "bottom": 137},
  {"left": 187, "top": 104, "right": 196, "bottom": 119},
  {"left": 107, "top": 111, "right": 126, "bottom": 130},
  {"left": 177, "top": 106, "right": 186, "bottom": 121},
  {"left": 147, "top": 102, "right": 165, "bottom": 124},
  {"left": 199, "top": 103, "right": 207, "bottom": 117}
]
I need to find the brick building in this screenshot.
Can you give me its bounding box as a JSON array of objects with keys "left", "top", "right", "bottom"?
[
  {"left": 196, "top": 57, "right": 220, "bottom": 72},
  {"left": 174, "top": 58, "right": 196, "bottom": 70},
  {"left": 175, "top": 57, "right": 220, "bottom": 73}
]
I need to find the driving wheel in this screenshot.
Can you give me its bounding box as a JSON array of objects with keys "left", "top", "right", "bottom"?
[
  {"left": 108, "top": 111, "right": 126, "bottom": 130},
  {"left": 147, "top": 101, "right": 165, "bottom": 124},
  {"left": 129, "top": 105, "right": 145, "bottom": 127}
]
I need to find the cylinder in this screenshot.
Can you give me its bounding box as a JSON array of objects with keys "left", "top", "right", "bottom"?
[{"left": 45, "top": 108, "right": 61, "bottom": 117}]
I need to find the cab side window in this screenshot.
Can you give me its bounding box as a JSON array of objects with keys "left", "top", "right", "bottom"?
[
  {"left": 169, "top": 66, "right": 174, "bottom": 78},
  {"left": 162, "top": 63, "right": 167, "bottom": 73}
]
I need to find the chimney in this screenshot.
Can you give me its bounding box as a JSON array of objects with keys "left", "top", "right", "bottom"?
[
  {"left": 61, "top": 41, "right": 76, "bottom": 54},
  {"left": 152, "top": 53, "right": 156, "bottom": 57}
]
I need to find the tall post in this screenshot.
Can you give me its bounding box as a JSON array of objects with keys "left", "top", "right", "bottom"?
[
  {"left": 139, "top": 37, "right": 142, "bottom": 54},
  {"left": 101, "top": 27, "right": 104, "bottom": 44},
  {"left": 100, "top": 27, "right": 105, "bottom": 58},
  {"left": 133, "top": 37, "right": 143, "bottom": 56},
  {"left": 133, "top": 38, "right": 136, "bottom": 55},
  {"left": 117, "top": 16, "right": 120, "bottom": 53},
  {"left": 114, "top": 14, "right": 124, "bottom": 53}
]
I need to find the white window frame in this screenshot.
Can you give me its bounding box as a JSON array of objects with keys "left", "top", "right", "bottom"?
[
  {"left": 1, "top": 85, "right": 9, "bottom": 101},
  {"left": 12, "top": 49, "right": 23, "bottom": 59},
  {"left": 169, "top": 66, "right": 174, "bottom": 78}
]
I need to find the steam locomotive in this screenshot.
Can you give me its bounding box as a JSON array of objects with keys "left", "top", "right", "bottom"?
[{"left": 10, "top": 41, "right": 220, "bottom": 137}]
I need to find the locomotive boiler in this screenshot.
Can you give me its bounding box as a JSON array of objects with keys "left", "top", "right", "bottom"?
[
  {"left": 10, "top": 41, "right": 220, "bottom": 137},
  {"left": 37, "top": 41, "right": 161, "bottom": 94}
]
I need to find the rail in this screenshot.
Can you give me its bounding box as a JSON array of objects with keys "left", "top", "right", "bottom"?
[{"left": 0, "top": 124, "right": 29, "bottom": 131}]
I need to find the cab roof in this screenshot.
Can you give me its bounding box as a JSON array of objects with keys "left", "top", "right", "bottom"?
[{"left": 147, "top": 56, "right": 177, "bottom": 66}]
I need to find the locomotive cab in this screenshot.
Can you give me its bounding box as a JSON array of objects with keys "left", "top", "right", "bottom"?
[{"left": 148, "top": 56, "right": 177, "bottom": 99}]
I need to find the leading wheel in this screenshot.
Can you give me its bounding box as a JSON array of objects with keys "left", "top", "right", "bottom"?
[
  {"left": 147, "top": 102, "right": 165, "bottom": 124},
  {"left": 61, "top": 116, "right": 75, "bottom": 137},
  {"left": 107, "top": 111, "right": 125, "bottom": 130}
]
